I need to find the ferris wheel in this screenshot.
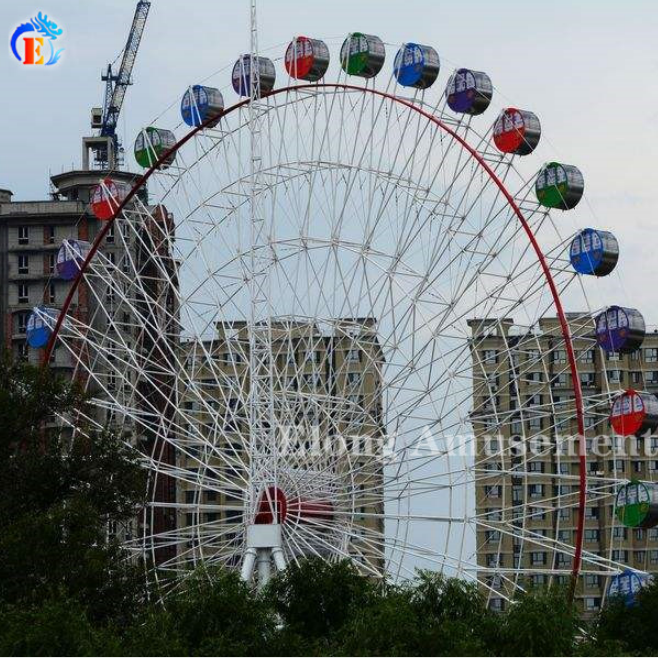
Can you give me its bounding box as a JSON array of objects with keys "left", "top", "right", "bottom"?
[{"left": 33, "top": 5, "right": 658, "bottom": 608}]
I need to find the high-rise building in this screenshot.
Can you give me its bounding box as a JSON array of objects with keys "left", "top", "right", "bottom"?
[
  {"left": 471, "top": 314, "right": 658, "bottom": 614},
  {"left": 0, "top": 170, "right": 143, "bottom": 365},
  {"left": 172, "top": 318, "right": 386, "bottom": 575}
]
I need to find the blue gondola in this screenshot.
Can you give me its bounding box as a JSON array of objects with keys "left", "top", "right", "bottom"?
[
  {"left": 181, "top": 85, "right": 224, "bottom": 128},
  {"left": 393, "top": 43, "right": 440, "bottom": 89},
  {"left": 26, "top": 306, "right": 59, "bottom": 348},
  {"left": 570, "top": 228, "right": 619, "bottom": 276}
]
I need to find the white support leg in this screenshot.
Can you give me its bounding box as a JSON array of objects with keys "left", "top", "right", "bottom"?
[
  {"left": 240, "top": 547, "right": 258, "bottom": 582},
  {"left": 242, "top": 523, "right": 286, "bottom": 587},
  {"left": 256, "top": 548, "right": 272, "bottom": 587}
]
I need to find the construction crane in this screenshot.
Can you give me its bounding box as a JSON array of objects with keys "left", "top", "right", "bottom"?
[{"left": 89, "top": 1, "right": 151, "bottom": 169}]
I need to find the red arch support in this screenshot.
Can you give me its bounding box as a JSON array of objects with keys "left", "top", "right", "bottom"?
[{"left": 43, "top": 82, "right": 587, "bottom": 589}]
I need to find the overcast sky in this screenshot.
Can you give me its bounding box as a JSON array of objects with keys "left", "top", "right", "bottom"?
[{"left": 1, "top": 0, "right": 657, "bottom": 319}]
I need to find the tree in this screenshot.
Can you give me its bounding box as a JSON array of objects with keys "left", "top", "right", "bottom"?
[
  {"left": 266, "top": 557, "right": 378, "bottom": 643},
  {"left": 0, "top": 352, "right": 146, "bottom": 623},
  {"left": 499, "top": 585, "right": 579, "bottom": 657},
  {"left": 588, "top": 579, "right": 658, "bottom": 655},
  {"left": 336, "top": 571, "right": 495, "bottom": 656},
  {"left": 124, "top": 568, "right": 275, "bottom": 656},
  {"left": 0, "top": 598, "right": 121, "bottom": 657}
]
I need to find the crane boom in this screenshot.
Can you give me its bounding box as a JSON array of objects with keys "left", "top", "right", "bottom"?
[{"left": 96, "top": 1, "right": 151, "bottom": 167}]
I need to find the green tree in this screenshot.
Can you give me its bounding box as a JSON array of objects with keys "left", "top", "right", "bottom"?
[
  {"left": 499, "top": 585, "right": 579, "bottom": 657},
  {"left": 0, "top": 353, "right": 146, "bottom": 623},
  {"left": 266, "top": 557, "right": 378, "bottom": 643},
  {"left": 124, "top": 568, "right": 275, "bottom": 656},
  {"left": 0, "top": 597, "right": 121, "bottom": 657},
  {"left": 336, "top": 571, "right": 496, "bottom": 656},
  {"left": 588, "top": 579, "right": 658, "bottom": 655}
]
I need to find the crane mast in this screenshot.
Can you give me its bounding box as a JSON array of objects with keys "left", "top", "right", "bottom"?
[{"left": 90, "top": 1, "right": 151, "bottom": 169}]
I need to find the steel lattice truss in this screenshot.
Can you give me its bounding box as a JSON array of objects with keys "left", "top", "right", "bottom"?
[{"left": 45, "top": 34, "right": 648, "bottom": 605}]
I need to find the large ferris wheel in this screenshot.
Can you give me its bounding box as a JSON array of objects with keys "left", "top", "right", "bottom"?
[{"left": 29, "top": 3, "right": 658, "bottom": 606}]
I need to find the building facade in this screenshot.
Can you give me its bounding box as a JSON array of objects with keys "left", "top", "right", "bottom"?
[
  {"left": 173, "top": 318, "right": 386, "bottom": 576},
  {"left": 471, "top": 314, "right": 658, "bottom": 614}
]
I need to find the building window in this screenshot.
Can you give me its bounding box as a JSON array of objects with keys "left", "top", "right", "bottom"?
[
  {"left": 482, "top": 349, "right": 497, "bottom": 364},
  {"left": 552, "top": 349, "right": 567, "bottom": 364},
  {"left": 46, "top": 225, "right": 56, "bottom": 244},
  {"left": 528, "top": 483, "right": 544, "bottom": 498},
  {"left": 650, "top": 550, "right": 658, "bottom": 565},
  {"left": 529, "top": 416, "right": 542, "bottom": 431},
  {"left": 580, "top": 372, "right": 596, "bottom": 388},
  {"left": 18, "top": 254, "right": 29, "bottom": 274},
  {"left": 18, "top": 283, "right": 29, "bottom": 304},
  {"left": 557, "top": 529, "right": 571, "bottom": 543},
  {"left": 584, "top": 415, "right": 597, "bottom": 429},
  {"left": 584, "top": 529, "right": 600, "bottom": 542},
  {"left": 530, "top": 507, "right": 547, "bottom": 520},
  {"left": 485, "top": 530, "right": 501, "bottom": 542},
  {"left": 347, "top": 372, "right": 361, "bottom": 388},
  {"left": 631, "top": 371, "right": 643, "bottom": 385},
  {"left": 47, "top": 282, "right": 56, "bottom": 304},
  {"left": 557, "top": 553, "right": 572, "bottom": 567},
  {"left": 48, "top": 253, "right": 56, "bottom": 274},
  {"left": 552, "top": 373, "right": 568, "bottom": 387},
  {"left": 580, "top": 349, "right": 595, "bottom": 363},
  {"left": 526, "top": 394, "right": 542, "bottom": 407},
  {"left": 584, "top": 507, "right": 599, "bottom": 520},
  {"left": 484, "top": 485, "right": 501, "bottom": 499},
  {"left": 346, "top": 348, "right": 361, "bottom": 363},
  {"left": 585, "top": 574, "right": 601, "bottom": 589},
  {"left": 611, "top": 550, "right": 628, "bottom": 563},
  {"left": 607, "top": 351, "right": 620, "bottom": 362},
  {"left": 646, "top": 372, "right": 658, "bottom": 385},
  {"left": 584, "top": 597, "right": 601, "bottom": 612},
  {"left": 645, "top": 348, "right": 658, "bottom": 363},
  {"left": 18, "top": 226, "right": 29, "bottom": 245},
  {"left": 489, "top": 598, "right": 503, "bottom": 612},
  {"left": 486, "top": 554, "right": 502, "bottom": 569},
  {"left": 17, "top": 312, "right": 28, "bottom": 334},
  {"left": 613, "top": 526, "right": 627, "bottom": 540},
  {"left": 485, "top": 508, "right": 502, "bottom": 522},
  {"left": 606, "top": 370, "right": 623, "bottom": 384},
  {"left": 530, "top": 552, "right": 546, "bottom": 566}
]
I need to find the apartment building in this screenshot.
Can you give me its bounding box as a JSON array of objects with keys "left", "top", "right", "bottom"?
[
  {"left": 0, "top": 169, "right": 144, "bottom": 366},
  {"left": 470, "top": 314, "right": 658, "bottom": 614},
  {"left": 172, "top": 318, "right": 386, "bottom": 576}
]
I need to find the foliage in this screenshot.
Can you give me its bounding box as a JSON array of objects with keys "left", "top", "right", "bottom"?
[
  {"left": 583, "top": 579, "right": 658, "bottom": 656},
  {"left": 0, "top": 353, "right": 146, "bottom": 622},
  {"left": 336, "top": 571, "right": 496, "bottom": 656},
  {"left": 0, "top": 597, "right": 121, "bottom": 657},
  {"left": 265, "top": 557, "right": 379, "bottom": 641},
  {"left": 499, "top": 585, "right": 579, "bottom": 657},
  {"left": 3, "top": 352, "right": 658, "bottom": 656},
  {"left": 124, "top": 568, "right": 276, "bottom": 656}
]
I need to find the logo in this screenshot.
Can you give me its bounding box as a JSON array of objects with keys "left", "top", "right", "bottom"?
[{"left": 10, "top": 12, "right": 64, "bottom": 66}]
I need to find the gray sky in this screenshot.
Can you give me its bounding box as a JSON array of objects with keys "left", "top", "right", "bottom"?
[{"left": 1, "top": 0, "right": 657, "bottom": 318}]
